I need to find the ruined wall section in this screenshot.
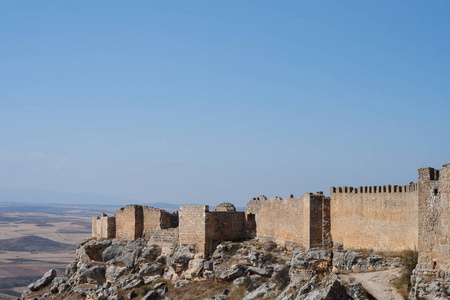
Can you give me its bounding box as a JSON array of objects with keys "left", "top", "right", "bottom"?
[
  {"left": 179, "top": 205, "right": 247, "bottom": 256},
  {"left": 208, "top": 212, "right": 245, "bottom": 241},
  {"left": 245, "top": 195, "right": 267, "bottom": 239},
  {"left": 179, "top": 205, "right": 209, "bottom": 255},
  {"left": 255, "top": 193, "right": 329, "bottom": 249},
  {"left": 115, "top": 205, "right": 143, "bottom": 240},
  {"left": 142, "top": 206, "right": 179, "bottom": 251},
  {"left": 143, "top": 207, "right": 167, "bottom": 230},
  {"left": 206, "top": 211, "right": 246, "bottom": 252},
  {"left": 92, "top": 213, "right": 116, "bottom": 239},
  {"left": 330, "top": 184, "right": 418, "bottom": 252},
  {"left": 142, "top": 207, "right": 178, "bottom": 234},
  {"left": 256, "top": 196, "right": 305, "bottom": 248},
  {"left": 92, "top": 216, "right": 101, "bottom": 239},
  {"left": 416, "top": 164, "right": 450, "bottom": 274}
]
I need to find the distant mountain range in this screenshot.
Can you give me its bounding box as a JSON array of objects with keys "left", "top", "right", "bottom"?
[
  {"left": 0, "top": 188, "right": 129, "bottom": 206},
  {"left": 0, "top": 188, "right": 245, "bottom": 212}
]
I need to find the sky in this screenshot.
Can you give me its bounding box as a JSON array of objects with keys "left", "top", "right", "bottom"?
[{"left": 0, "top": 1, "right": 449, "bottom": 206}]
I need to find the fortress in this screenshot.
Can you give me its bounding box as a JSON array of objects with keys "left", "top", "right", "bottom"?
[{"left": 92, "top": 164, "right": 450, "bottom": 283}]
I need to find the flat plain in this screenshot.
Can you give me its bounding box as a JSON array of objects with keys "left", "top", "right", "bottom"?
[{"left": 0, "top": 203, "right": 116, "bottom": 300}]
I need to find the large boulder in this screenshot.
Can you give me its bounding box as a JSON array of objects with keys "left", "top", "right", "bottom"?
[
  {"left": 28, "top": 269, "right": 57, "bottom": 291},
  {"left": 103, "top": 241, "right": 143, "bottom": 268},
  {"left": 247, "top": 266, "right": 272, "bottom": 277},
  {"left": 346, "top": 282, "right": 370, "bottom": 300},
  {"left": 103, "top": 244, "right": 124, "bottom": 263},
  {"left": 167, "top": 245, "right": 196, "bottom": 273},
  {"left": 78, "top": 240, "right": 112, "bottom": 263},
  {"left": 141, "top": 246, "right": 162, "bottom": 261},
  {"left": 50, "top": 276, "right": 65, "bottom": 294},
  {"left": 215, "top": 264, "right": 245, "bottom": 281},
  {"left": 243, "top": 284, "right": 269, "bottom": 300},
  {"left": 333, "top": 251, "right": 361, "bottom": 271},
  {"left": 185, "top": 258, "right": 205, "bottom": 279},
  {"left": 304, "top": 280, "right": 348, "bottom": 300},
  {"left": 106, "top": 264, "right": 127, "bottom": 282},
  {"left": 82, "top": 265, "right": 106, "bottom": 284}
]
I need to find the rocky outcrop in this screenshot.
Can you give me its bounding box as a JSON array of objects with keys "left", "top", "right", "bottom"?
[
  {"left": 21, "top": 239, "right": 405, "bottom": 300},
  {"left": 28, "top": 269, "right": 56, "bottom": 291},
  {"left": 332, "top": 248, "right": 401, "bottom": 272}
]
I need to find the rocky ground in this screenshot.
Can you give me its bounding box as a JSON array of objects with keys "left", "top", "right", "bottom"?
[
  {"left": 20, "top": 239, "right": 416, "bottom": 300},
  {"left": 338, "top": 269, "right": 404, "bottom": 300}
]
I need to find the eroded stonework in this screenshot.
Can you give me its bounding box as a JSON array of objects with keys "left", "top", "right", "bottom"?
[{"left": 92, "top": 164, "right": 450, "bottom": 298}]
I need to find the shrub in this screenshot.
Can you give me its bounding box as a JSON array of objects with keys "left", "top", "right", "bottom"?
[{"left": 395, "top": 249, "right": 418, "bottom": 299}]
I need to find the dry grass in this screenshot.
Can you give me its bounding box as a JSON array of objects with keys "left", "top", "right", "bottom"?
[
  {"left": 272, "top": 265, "right": 290, "bottom": 290},
  {"left": 165, "top": 279, "right": 238, "bottom": 300},
  {"left": 394, "top": 249, "right": 418, "bottom": 299}
]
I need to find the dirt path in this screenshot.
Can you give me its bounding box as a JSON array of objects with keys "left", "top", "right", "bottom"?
[{"left": 338, "top": 268, "right": 404, "bottom": 300}]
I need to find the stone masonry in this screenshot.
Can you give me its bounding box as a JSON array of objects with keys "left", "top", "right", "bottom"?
[
  {"left": 92, "top": 213, "right": 115, "bottom": 239},
  {"left": 245, "top": 193, "right": 330, "bottom": 250},
  {"left": 178, "top": 205, "right": 246, "bottom": 255},
  {"left": 415, "top": 164, "right": 450, "bottom": 276},
  {"left": 115, "top": 205, "right": 144, "bottom": 240},
  {"left": 329, "top": 183, "right": 419, "bottom": 252},
  {"left": 92, "top": 164, "right": 450, "bottom": 288}
]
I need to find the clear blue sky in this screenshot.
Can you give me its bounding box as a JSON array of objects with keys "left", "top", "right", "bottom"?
[{"left": 1, "top": 1, "right": 449, "bottom": 206}]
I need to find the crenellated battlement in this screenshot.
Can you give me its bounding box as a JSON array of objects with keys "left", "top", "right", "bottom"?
[
  {"left": 330, "top": 182, "right": 418, "bottom": 194},
  {"left": 91, "top": 163, "right": 450, "bottom": 277}
]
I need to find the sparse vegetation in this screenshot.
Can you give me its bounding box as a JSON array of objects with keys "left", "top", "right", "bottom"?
[
  {"left": 395, "top": 249, "right": 418, "bottom": 299},
  {"left": 165, "top": 279, "right": 237, "bottom": 300},
  {"left": 272, "top": 265, "right": 290, "bottom": 289}
]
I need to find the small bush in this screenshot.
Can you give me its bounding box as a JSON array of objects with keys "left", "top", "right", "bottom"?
[
  {"left": 400, "top": 249, "right": 418, "bottom": 272},
  {"left": 134, "top": 285, "right": 153, "bottom": 297},
  {"left": 395, "top": 249, "right": 418, "bottom": 299},
  {"left": 273, "top": 265, "right": 290, "bottom": 290}
]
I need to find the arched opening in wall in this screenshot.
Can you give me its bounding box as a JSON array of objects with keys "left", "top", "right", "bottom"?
[{"left": 433, "top": 189, "right": 438, "bottom": 195}]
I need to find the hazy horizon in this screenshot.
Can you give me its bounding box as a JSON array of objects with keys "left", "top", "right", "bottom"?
[{"left": 1, "top": 1, "right": 449, "bottom": 206}]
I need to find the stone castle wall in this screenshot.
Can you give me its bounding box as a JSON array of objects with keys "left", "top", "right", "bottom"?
[
  {"left": 330, "top": 184, "right": 418, "bottom": 252},
  {"left": 179, "top": 205, "right": 209, "bottom": 254},
  {"left": 179, "top": 205, "right": 246, "bottom": 255},
  {"left": 208, "top": 211, "right": 245, "bottom": 241},
  {"left": 142, "top": 206, "right": 178, "bottom": 236},
  {"left": 245, "top": 195, "right": 266, "bottom": 239},
  {"left": 92, "top": 213, "right": 115, "bottom": 239},
  {"left": 438, "top": 166, "right": 450, "bottom": 272},
  {"left": 416, "top": 165, "right": 450, "bottom": 273},
  {"left": 256, "top": 196, "right": 305, "bottom": 248},
  {"left": 253, "top": 193, "right": 330, "bottom": 249},
  {"left": 115, "top": 205, "right": 144, "bottom": 240},
  {"left": 93, "top": 205, "right": 179, "bottom": 242},
  {"left": 91, "top": 162, "right": 450, "bottom": 282},
  {"left": 207, "top": 211, "right": 246, "bottom": 252}
]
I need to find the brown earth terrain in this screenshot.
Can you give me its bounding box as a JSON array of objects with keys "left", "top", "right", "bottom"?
[{"left": 0, "top": 205, "right": 94, "bottom": 300}]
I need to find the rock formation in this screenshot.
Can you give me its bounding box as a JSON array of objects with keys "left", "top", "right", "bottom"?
[{"left": 21, "top": 163, "right": 450, "bottom": 299}]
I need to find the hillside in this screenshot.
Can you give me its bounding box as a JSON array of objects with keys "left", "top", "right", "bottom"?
[
  {"left": 0, "top": 236, "right": 75, "bottom": 253},
  {"left": 20, "top": 238, "right": 408, "bottom": 300}
]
